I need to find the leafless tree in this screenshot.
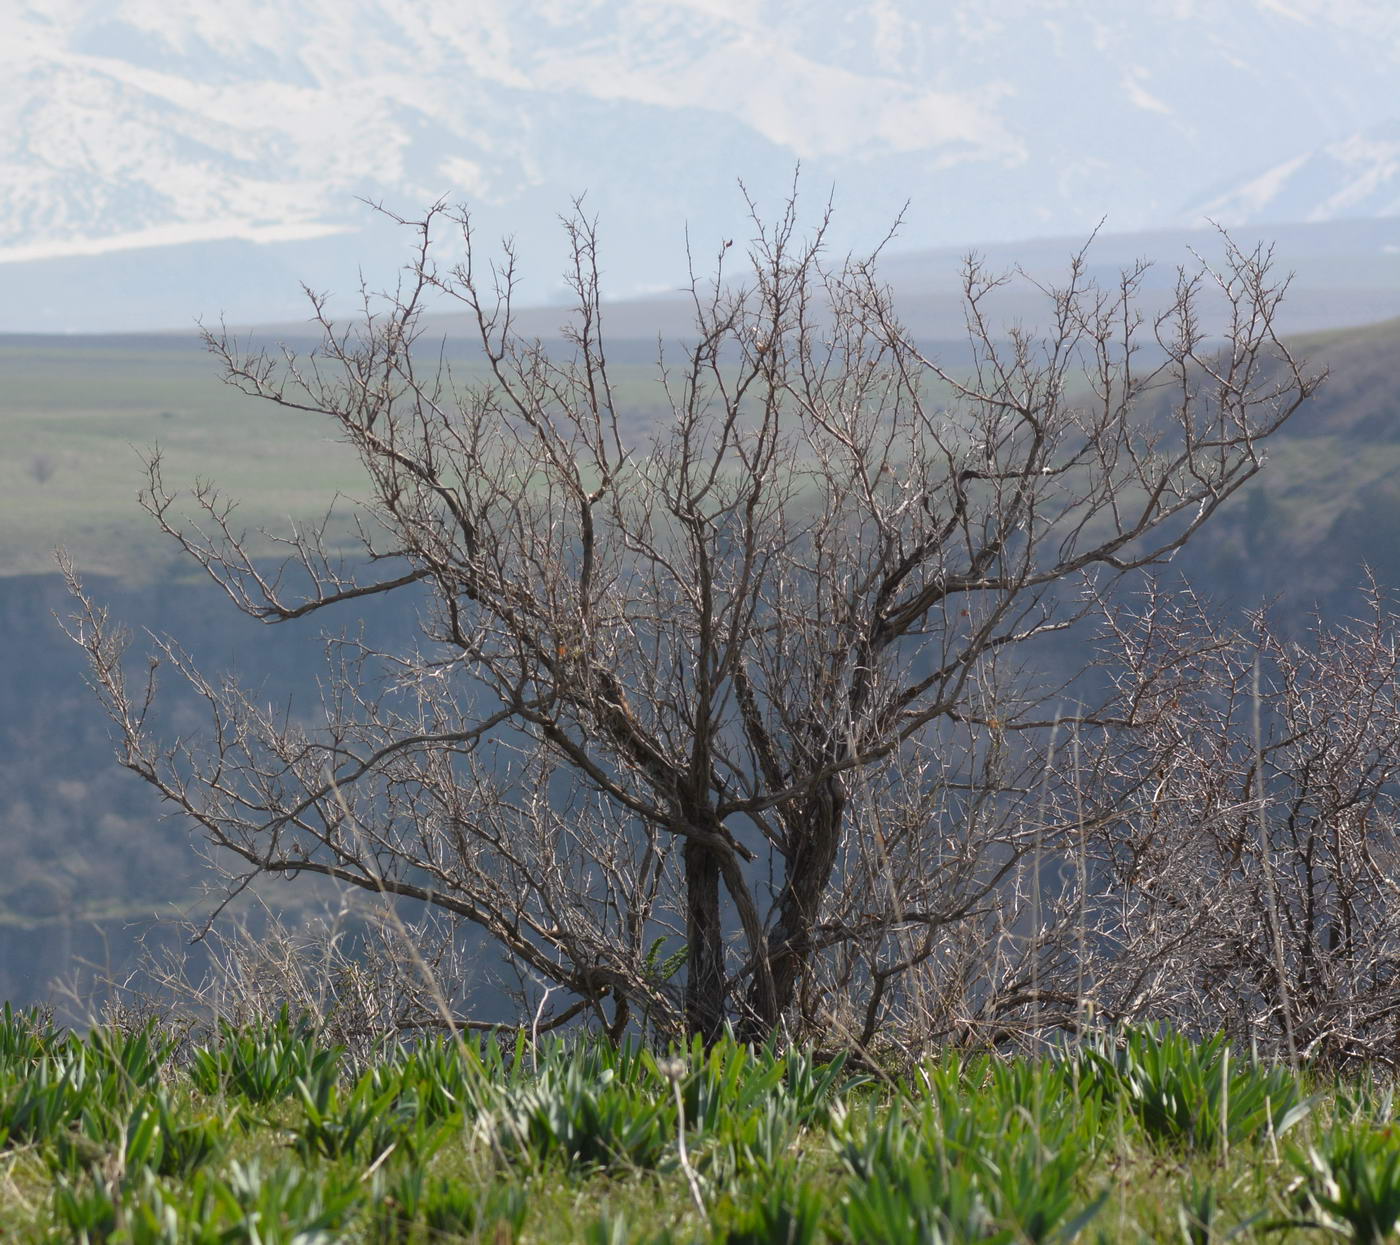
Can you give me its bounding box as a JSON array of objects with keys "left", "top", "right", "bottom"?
[{"left": 64, "top": 194, "right": 1318, "bottom": 1048}]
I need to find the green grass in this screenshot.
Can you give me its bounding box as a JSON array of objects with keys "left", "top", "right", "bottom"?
[{"left": 3, "top": 1008, "right": 1400, "bottom": 1243}]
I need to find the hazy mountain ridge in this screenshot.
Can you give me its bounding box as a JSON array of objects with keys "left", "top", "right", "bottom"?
[
  {"left": 7, "top": 0, "right": 1400, "bottom": 330},
  {"left": 1184, "top": 120, "right": 1400, "bottom": 227}
]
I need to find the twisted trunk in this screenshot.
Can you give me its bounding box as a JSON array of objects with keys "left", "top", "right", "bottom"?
[
  {"left": 683, "top": 839, "right": 725, "bottom": 1042},
  {"left": 742, "top": 777, "right": 846, "bottom": 1038}
]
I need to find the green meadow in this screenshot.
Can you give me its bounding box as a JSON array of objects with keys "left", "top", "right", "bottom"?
[{"left": 10, "top": 318, "right": 1399, "bottom": 596}]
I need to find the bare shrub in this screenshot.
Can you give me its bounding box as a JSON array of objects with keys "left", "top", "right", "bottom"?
[
  {"left": 1066, "top": 580, "right": 1400, "bottom": 1067},
  {"left": 29, "top": 453, "right": 58, "bottom": 485},
  {"left": 63, "top": 193, "right": 1318, "bottom": 1050}
]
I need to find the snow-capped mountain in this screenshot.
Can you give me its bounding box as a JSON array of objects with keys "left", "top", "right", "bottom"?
[
  {"left": 6, "top": 0, "right": 1400, "bottom": 332},
  {"left": 1184, "top": 121, "right": 1400, "bottom": 227}
]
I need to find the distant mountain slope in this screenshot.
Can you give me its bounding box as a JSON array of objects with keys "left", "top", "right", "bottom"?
[
  {"left": 7, "top": 0, "right": 1400, "bottom": 331},
  {"left": 1273, "top": 315, "right": 1400, "bottom": 440},
  {"left": 233, "top": 216, "right": 1400, "bottom": 347},
  {"left": 1177, "top": 314, "right": 1400, "bottom": 614},
  {"left": 1183, "top": 120, "right": 1400, "bottom": 226}
]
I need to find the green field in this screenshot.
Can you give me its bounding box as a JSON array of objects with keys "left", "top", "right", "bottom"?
[
  {"left": 0, "top": 335, "right": 681, "bottom": 581},
  {"left": 0, "top": 338, "right": 362, "bottom": 580},
  {"left": 2, "top": 1011, "right": 1397, "bottom": 1243},
  {"left": 10, "top": 316, "right": 1397, "bottom": 594}
]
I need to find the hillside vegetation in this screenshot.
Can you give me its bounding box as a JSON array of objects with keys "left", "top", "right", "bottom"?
[{"left": 1183, "top": 315, "right": 1400, "bottom": 609}]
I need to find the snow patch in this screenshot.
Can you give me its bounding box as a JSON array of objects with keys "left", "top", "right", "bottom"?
[
  {"left": 529, "top": 36, "right": 1021, "bottom": 161},
  {"left": 1308, "top": 134, "right": 1400, "bottom": 218},
  {"left": 0, "top": 218, "right": 353, "bottom": 264},
  {"left": 1190, "top": 153, "right": 1309, "bottom": 224},
  {"left": 1122, "top": 69, "right": 1173, "bottom": 117}
]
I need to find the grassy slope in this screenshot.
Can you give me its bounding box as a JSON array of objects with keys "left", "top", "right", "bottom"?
[
  {"left": 5, "top": 314, "right": 1400, "bottom": 588},
  {"left": 1170, "top": 315, "right": 1400, "bottom": 613},
  {"left": 0, "top": 336, "right": 676, "bottom": 580},
  {"left": 0, "top": 338, "right": 367, "bottom": 580}
]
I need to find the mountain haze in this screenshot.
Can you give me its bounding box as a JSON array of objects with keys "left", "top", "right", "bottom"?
[
  {"left": 6, "top": 0, "right": 1400, "bottom": 331},
  {"left": 1185, "top": 120, "right": 1400, "bottom": 227}
]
